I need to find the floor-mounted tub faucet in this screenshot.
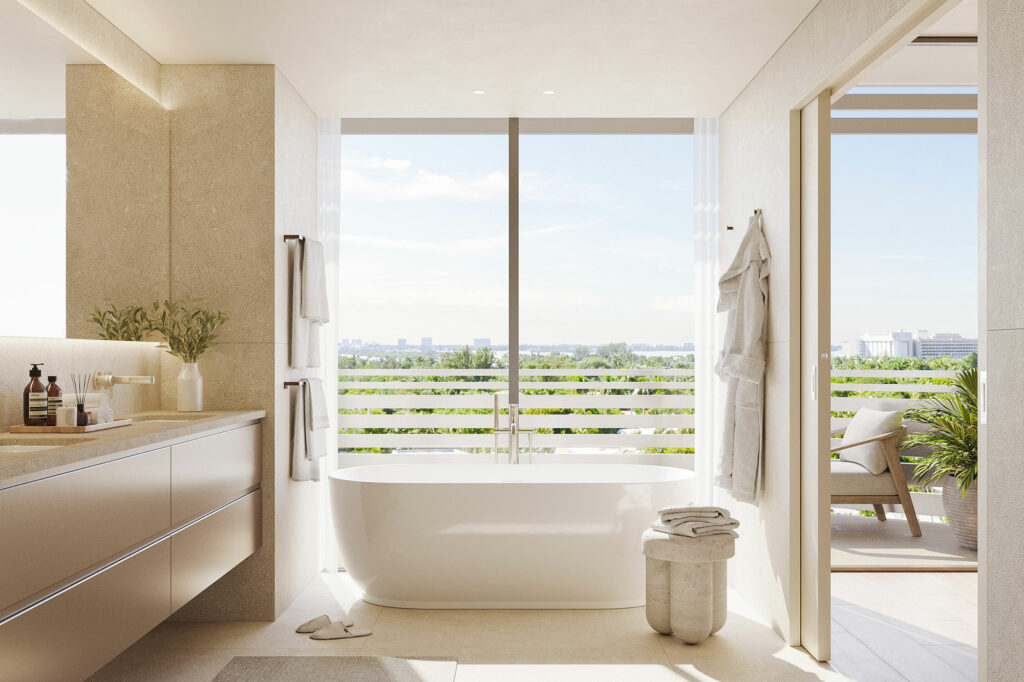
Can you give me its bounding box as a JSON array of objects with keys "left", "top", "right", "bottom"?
[{"left": 493, "top": 392, "right": 533, "bottom": 464}]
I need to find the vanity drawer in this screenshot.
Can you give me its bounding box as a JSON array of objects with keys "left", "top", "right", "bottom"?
[
  {"left": 0, "top": 447, "right": 171, "bottom": 614},
  {"left": 171, "top": 490, "right": 261, "bottom": 612},
  {"left": 0, "top": 537, "right": 171, "bottom": 682},
  {"left": 171, "top": 423, "right": 261, "bottom": 525}
]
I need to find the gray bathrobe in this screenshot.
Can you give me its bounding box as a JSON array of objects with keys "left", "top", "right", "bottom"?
[{"left": 715, "top": 214, "right": 770, "bottom": 504}]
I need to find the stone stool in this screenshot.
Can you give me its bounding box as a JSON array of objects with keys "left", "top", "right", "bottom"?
[{"left": 641, "top": 527, "right": 736, "bottom": 644}]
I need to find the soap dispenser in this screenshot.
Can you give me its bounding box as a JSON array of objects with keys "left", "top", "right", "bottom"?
[{"left": 23, "top": 363, "right": 47, "bottom": 426}]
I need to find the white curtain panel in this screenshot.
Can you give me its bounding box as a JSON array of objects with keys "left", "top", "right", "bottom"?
[
  {"left": 693, "top": 118, "right": 720, "bottom": 505},
  {"left": 317, "top": 118, "right": 342, "bottom": 572}
]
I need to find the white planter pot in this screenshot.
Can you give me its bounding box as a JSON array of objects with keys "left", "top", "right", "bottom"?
[
  {"left": 942, "top": 480, "right": 978, "bottom": 551},
  {"left": 177, "top": 362, "right": 203, "bottom": 412}
]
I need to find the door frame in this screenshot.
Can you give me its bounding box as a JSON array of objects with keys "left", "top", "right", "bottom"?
[{"left": 796, "top": 91, "right": 832, "bottom": 662}]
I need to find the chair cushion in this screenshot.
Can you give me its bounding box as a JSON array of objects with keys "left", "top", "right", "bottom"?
[
  {"left": 838, "top": 407, "right": 903, "bottom": 474},
  {"left": 830, "top": 460, "right": 898, "bottom": 496}
]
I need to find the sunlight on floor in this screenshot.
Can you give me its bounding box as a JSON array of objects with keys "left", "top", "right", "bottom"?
[
  {"left": 92, "top": 571, "right": 849, "bottom": 682},
  {"left": 830, "top": 573, "right": 977, "bottom": 681}
]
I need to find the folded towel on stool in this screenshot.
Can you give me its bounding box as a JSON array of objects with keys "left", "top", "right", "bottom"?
[
  {"left": 653, "top": 519, "right": 739, "bottom": 538},
  {"left": 660, "top": 514, "right": 738, "bottom": 529},
  {"left": 658, "top": 505, "right": 730, "bottom": 521}
]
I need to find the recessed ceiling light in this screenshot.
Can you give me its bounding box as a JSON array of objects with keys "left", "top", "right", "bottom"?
[
  {"left": 472, "top": 90, "right": 485, "bottom": 95},
  {"left": 542, "top": 90, "right": 556, "bottom": 95}
]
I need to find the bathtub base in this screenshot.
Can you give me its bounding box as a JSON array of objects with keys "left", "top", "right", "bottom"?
[{"left": 330, "top": 464, "right": 697, "bottom": 612}]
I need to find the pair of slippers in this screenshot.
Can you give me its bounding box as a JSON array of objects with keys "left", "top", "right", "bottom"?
[{"left": 295, "top": 614, "right": 372, "bottom": 640}]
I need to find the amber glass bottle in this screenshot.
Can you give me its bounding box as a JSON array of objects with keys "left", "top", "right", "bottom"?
[
  {"left": 23, "top": 363, "right": 46, "bottom": 426},
  {"left": 45, "top": 376, "right": 62, "bottom": 426}
]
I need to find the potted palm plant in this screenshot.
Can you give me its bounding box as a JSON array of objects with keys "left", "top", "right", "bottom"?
[{"left": 901, "top": 367, "right": 978, "bottom": 550}]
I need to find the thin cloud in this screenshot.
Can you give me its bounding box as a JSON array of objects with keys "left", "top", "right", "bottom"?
[
  {"left": 340, "top": 168, "right": 507, "bottom": 202},
  {"left": 341, "top": 156, "right": 412, "bottom": 172},
  {"left": 521, "top": 219, "right": 602, "bottom": 237},
  {"left": 340, "top": 232, "right": 506, "bottom": 256},
  {"left": 649, "top": 295, "right": 696, "bottom": 312}
]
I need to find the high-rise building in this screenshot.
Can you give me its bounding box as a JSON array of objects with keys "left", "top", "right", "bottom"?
[
  {"left": 473, "top": 337, "right": 491, "bottom": 348},
  {"left": 421, "top": 337, "right": 432, "bottom": 349},
  {"left": 842, "top": 330, "right": 977, "bottom": 360},
  {"left": 917, "top": 333, "right": 978, "bottom": 360},
  {"left": 398, "top": 338, "right": 407, "bottom": 348}
]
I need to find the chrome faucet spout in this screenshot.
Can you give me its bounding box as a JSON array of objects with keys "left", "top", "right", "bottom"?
[{"left": 493, "top": 395, "right": 532, "bottom": 464}]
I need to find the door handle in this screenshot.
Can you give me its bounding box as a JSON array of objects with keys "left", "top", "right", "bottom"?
[{"left": 811, "top": 363, "right": 817, "bottom": 401}]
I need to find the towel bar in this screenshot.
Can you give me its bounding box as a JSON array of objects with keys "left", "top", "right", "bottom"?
[
  {"left": 283, "top": 381, "right": 300, "bottom": 388},
  {"left": 283, "top": 234, "right": 305, "bottom": 242}
]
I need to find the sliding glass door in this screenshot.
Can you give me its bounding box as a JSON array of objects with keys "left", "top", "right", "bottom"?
[{"left": 337, "top": 120, "right": 694, "bottom": 460}]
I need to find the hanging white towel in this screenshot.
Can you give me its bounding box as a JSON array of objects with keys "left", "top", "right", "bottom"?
[
  {"left": 301, "top": 239, "right": 329, "bottom": 368},
  {"left": 289, "top": 239, "right": 330, "bottom": 369},
  {"left": 304, "top": 377, "right": 329, "bottom": 432},
  {"left": 291, "top": 379, "right": 326, "bottom": 482},
  {"left": 715, "top": 212, "right": 770, "bottom": 505},
  {"left": 289, "top": 241, "right": 310, "bottom": 368},
  {"left": 300, "top": 239, "right": 329, "bottom": 323}
]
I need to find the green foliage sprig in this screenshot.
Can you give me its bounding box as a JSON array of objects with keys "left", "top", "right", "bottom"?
[
  {"left": 901, "top": 367, "right": 978, "bottom": 497},
  {"left": 88, "top": 303, "right": 152, "bottom": 341},
  {"left": 148, "top": 298, "right": 229, "bottom": 363}
]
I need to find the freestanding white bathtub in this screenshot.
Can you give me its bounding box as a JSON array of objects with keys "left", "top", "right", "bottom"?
[{"left": 328, "top": 463, "right": 695, "bottom": 609}]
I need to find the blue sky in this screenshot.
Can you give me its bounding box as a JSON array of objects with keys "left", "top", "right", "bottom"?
[
  {"left": 339, "top": 134, "right": 693, "bottom": 347},
  {"left": 831, "top": 133, "right": 978, "bottom": 343},
  {"left": 339, "top": 129, "right": 977, "bottom": 348}
]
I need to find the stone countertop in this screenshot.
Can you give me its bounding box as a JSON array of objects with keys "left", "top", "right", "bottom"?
[{"left": 0, "top": 409, "right": 266, "bottom": 488}]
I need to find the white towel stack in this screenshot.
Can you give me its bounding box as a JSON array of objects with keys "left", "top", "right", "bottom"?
[
  {"left": 652, "top": 505, "right": 740, "bottom": 539},
  {"left": 291, "top": 378, "right": 329, "bottom": 482}
]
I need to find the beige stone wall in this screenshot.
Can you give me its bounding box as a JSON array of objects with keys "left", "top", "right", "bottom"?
[
  {"left": 160, "top": 64, "right": 279, "bottom": 621},
  {"left": 716, "top": 0, "right": 928, "bottom": 643},
  {"left": 65, "top": 64, "right": 169, "bottom": 339},
  {"left": 978, "top": 1, "right": 1023, "bottom": 677},
  {"left": 0, "top": 337, "right": 161, "bottom": 432},
  {"left": 64, "top": 63, "right": 318, "bottom": 621}
]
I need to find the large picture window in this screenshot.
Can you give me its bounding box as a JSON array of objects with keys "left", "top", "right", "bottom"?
[{"left": 337, "top": 120, "right": 695, "bottom": 459}]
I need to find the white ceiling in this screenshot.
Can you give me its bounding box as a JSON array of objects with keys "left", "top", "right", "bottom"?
[
  {"left": 85, "top": 0, "right": 821, "bottom": 117},
  {"left": 859, "top": 0, "right": 977, "bottom": 87},
  {"left": 0, "top": 0, "right": 98, "bottom": 118}
]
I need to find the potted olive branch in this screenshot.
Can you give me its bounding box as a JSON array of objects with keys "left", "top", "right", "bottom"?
[
  {"left": 88, "top": 303, "right": 152, "bottom": 341},
  {"left": 148, "top": 298, "right": 230, "bottom": 412},
  {"left": 901, "top": 367, "right": 978, "bottom": 550}
]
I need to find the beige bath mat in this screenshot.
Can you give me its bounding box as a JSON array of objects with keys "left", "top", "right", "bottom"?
[{"left": 213, "top": 655, "right": 456, "bottom": 682}]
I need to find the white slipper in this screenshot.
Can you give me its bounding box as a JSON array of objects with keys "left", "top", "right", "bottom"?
[
  {"left": 309, "top": 622, "right": 372, "bottom": 640},
  {"left": 295, "top": 615, "right": 331, "bottom": 633}
]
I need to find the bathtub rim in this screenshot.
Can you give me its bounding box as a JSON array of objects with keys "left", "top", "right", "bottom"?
[{"left": 328, "top": 462, "right": 695, "bottom": 486}]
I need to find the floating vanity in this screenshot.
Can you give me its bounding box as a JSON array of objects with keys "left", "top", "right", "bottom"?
[{"left": 0, "top": 410, "right": 265, "bottom": 681}]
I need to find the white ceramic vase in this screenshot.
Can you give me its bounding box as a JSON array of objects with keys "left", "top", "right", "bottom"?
[{"left": 177, "top": 362, "right": 203, "bottom": 412}]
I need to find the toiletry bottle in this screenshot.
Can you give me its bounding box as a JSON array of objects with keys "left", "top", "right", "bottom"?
[
  {"left": 45, "top": 376, "right": 62, "bottom": 426},
  {"left": 23, "top": 363, "right": 47, "bottom": 426}
]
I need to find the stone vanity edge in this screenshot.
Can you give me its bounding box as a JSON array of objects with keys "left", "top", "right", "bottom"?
[{"left": 0, "top": 410, "right": 266, "bottom": 489}]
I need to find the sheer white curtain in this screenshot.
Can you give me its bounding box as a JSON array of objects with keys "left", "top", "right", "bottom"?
[
  {"left": 317, "top": 118, "right": 342, "bottom": 572},
  {"left": 693, "top": 118, "right": 720, "bottom": 505}
]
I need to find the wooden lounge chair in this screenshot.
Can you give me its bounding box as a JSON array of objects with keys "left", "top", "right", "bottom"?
[{"left": 830, "top": 425, "right": 921, "bottom": 537}]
